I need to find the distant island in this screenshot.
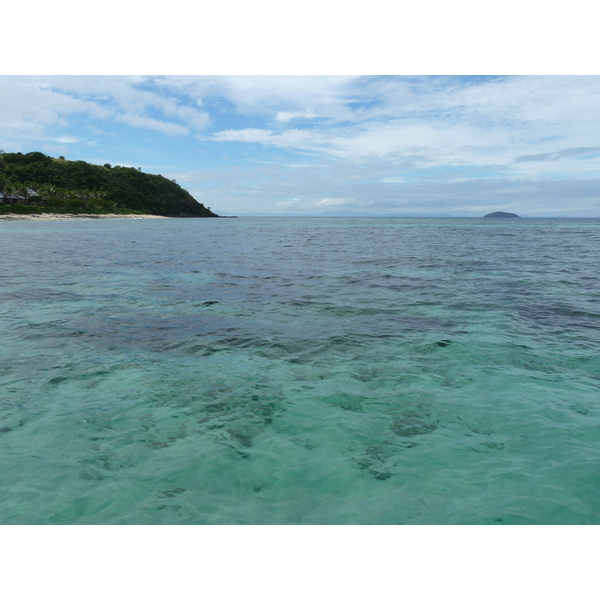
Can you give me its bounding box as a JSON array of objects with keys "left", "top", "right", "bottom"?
[
  {"left": 0, "top": 151, "right": 217, "bottom": 218},
  {"left": 483, "top": 211, "right": 520, "bottom": 218}
]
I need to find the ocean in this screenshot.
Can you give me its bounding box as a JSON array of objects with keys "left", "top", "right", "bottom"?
[{"left": 1, "top": 216, "right": 599, "bottom": 524}]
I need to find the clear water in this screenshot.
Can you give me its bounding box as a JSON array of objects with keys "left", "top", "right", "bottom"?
[{"left": 1, "top": 217, "right": 599, "bottom": 524}]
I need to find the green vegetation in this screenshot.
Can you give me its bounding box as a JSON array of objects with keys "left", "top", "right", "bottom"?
[
  {"left": 483, "top": 211, "right": 520, "bottom": 218},
  {"left": 0, "top": 151, "right": 217, "bottom": 217}
]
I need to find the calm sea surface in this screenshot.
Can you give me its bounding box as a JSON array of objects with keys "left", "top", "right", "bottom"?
[{"left": 1, "top": 217, "right": 599, "bottom": 524}]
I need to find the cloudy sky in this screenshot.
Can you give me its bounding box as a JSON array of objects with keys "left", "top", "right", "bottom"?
[{"left": 2, "top": 75, "right": 599, "bottom": 217}]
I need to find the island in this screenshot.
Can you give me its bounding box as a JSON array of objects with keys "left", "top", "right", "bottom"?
[
  {"left": 0, "top": 151, "right": 218, "bottom": 218},
  {"left": 483, "top": 211, "right": 520, "bottom": 218}
]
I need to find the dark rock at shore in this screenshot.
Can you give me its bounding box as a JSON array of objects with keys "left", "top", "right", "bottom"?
[{"left": 483, "top": 211, "right": 520, "bottom": 218}]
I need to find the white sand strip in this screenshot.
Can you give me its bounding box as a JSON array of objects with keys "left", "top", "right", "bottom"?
[{"left": 0, "top": 213, "right": 169, "bottom": 221}]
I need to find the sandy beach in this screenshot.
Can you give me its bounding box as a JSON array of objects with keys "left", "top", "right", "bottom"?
[{"left": 0, "top": 213, "right": 169, "bottom": 221}]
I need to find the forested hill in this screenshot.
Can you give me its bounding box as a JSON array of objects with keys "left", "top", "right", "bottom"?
[{"left": 0, "top": 151, "right": 217, "bottom": 217}]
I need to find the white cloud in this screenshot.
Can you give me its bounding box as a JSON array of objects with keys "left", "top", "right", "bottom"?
[
  {"left": 6, "top": 75, "right": 600, "bottom": 179},
  {"left": 204, "top": 76, "right": 600, "bottom": 181},
  {"left": 170, "top": 105, "right": 211, "bottom": 130},
  {"left": 316, "top": 198, "right": 353, "bottom": 207},
  {"left": 0, "top": 78, "right": 106, "bottom": 136},
  {"left": 276, "top": 109, "right": 317, "bottom": 122},
  {"left": 163, "top": 75, "right": 358, "bottom": 121},
  {"left": 213, "top": 128, "right": 274, "bottom": 143},
  {"left": 116, "top": 114, "right": 189, "bottom": 136},
  {"left": 54, "top": 136, "right": 82, "bottom": 143},
  {"left": 0, "top": 76, "right": 210, "bottom": 148}
]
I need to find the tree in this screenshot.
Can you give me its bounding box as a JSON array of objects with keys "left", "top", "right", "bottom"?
[
  {"left": 0, "top": 151, "right": 218, "bottom": 217},
  {"left": 0, "top": 178, "right": 14, "bottom": 199},
  {"left": 16, "top": 186, "right": 30, "bottom": 202}
]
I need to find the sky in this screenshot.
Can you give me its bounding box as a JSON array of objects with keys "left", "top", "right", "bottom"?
[{"left": 1, "top": 74, "right": 600, "bottom": 217}]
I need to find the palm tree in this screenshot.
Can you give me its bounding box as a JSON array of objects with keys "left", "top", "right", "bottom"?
[
  {"left": 16, "top": 186, "right": 30, "bottom": 204},
  {"left": 0, "top": 179, "right": 15, "bottom": 204}
]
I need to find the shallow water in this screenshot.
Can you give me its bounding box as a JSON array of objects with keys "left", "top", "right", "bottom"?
[{"left": 1, "top": 216, "right": 599, "bottom": 524}]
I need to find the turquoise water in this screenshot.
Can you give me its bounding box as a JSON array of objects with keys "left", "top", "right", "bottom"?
[{"left": 1, "top": 217, "right": 599, "bottom": 524}]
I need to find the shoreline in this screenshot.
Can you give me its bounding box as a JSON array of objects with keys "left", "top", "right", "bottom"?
[{"left": 0, "top": 213, "right": 169, "bottom": 221}]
